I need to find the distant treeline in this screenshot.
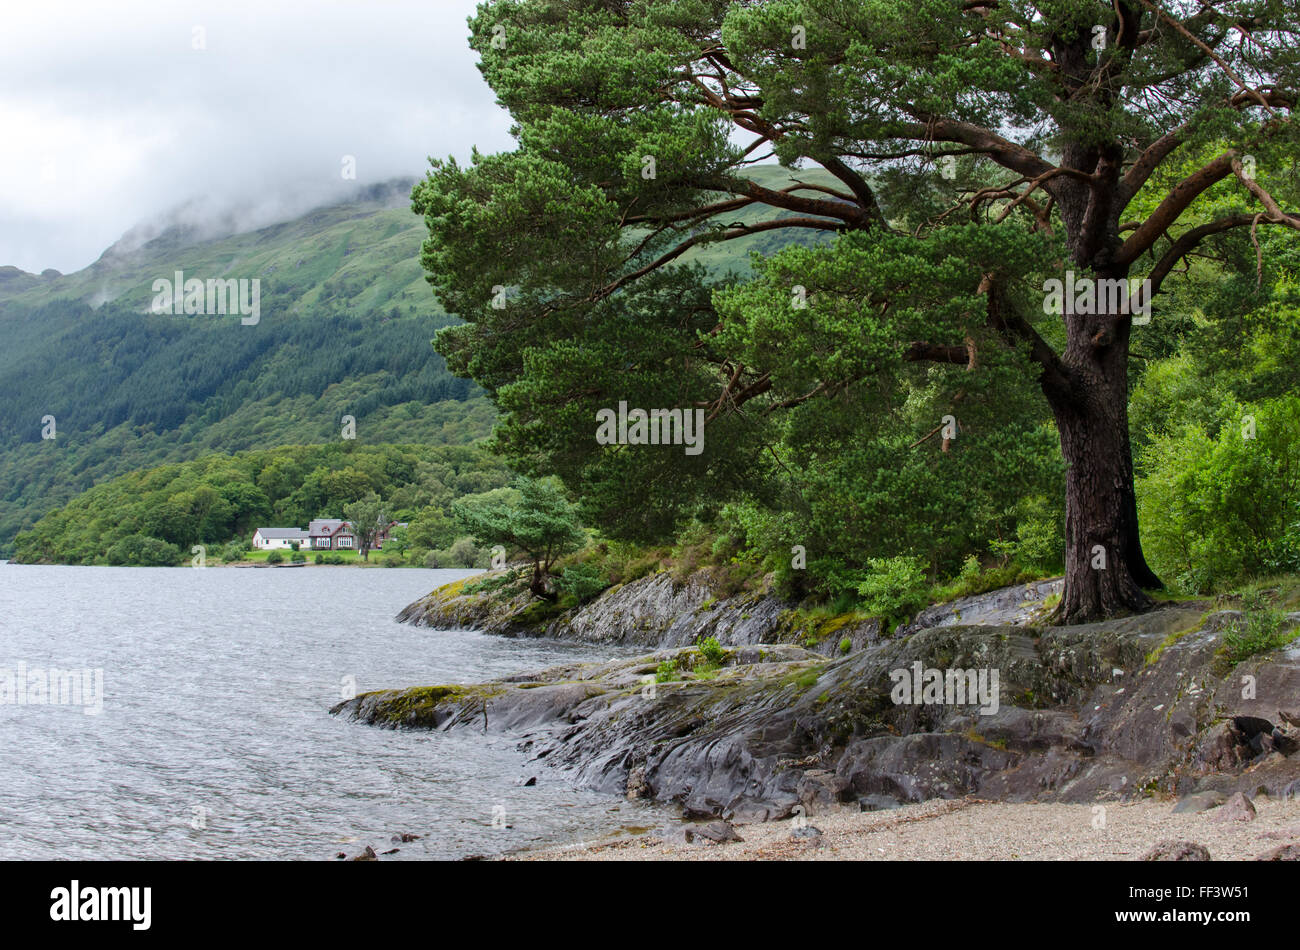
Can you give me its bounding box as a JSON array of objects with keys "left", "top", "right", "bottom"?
[
  {"left": 0, "top": 294, "right": 492, "bottom": 555},
  {"left": 0, "top": 297, "right": 473, "bottom": 439},
  {"left": 12, "top": 442, "right": 511, "bottom": 566}
]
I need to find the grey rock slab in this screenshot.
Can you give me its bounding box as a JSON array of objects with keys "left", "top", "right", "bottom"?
[{"left": 1172, "top": 791, "right": 1226, "bottom": 814}]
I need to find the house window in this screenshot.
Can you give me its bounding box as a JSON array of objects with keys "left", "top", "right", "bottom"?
[
  {"left": 337, "top": 537, "right": 353, "bottom": 548},
  {"left": 316, "top": 538, "right": 329, "bottom": 548}
]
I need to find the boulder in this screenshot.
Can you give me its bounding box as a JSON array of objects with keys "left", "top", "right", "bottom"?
[
  {"left": 684, "top": 820, "right": 742, "bottom": 844},
  {"left": 625, "top": 766, "right": 649, "bottom": 800},
  {"left": 1254, "top": 843, "right": 1300, "bottom": 861},
  {"left": 1141, "top": 840, "right": 1211, "bottom": 861},
  {"left": 797, "top": 769, "right": 851, "bottom": 811},
  {"left": 1193, "top": 721, "right": 1254, "bottom": 773},
  {"left": 1211, "top": 792, "right": 1257, "bottom": 823}
]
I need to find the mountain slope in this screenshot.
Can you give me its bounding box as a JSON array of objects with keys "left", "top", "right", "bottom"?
[
  {"left": 0, "top": 166, "right": 842, "bottom": 556},
  {"left": 0, "top": 180, "right": 492, "bottom": 554}
]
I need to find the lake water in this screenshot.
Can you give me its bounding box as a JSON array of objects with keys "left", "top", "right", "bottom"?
[{"left": 0, "top": 564, "right": 659, "bottom": 860}]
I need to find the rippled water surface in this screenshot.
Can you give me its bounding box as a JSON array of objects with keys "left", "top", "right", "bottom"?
[{"left": 0, "top": 564, "right": 658, "bottom": 859}]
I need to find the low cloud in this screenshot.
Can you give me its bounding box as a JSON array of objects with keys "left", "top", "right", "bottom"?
[{"left": 0, "top": 0, "right": 513, "bottom": 273}]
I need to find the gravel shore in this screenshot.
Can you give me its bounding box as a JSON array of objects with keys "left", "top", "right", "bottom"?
[{"left": 508, "top": 796, "right": 1300, "bottom": 861}]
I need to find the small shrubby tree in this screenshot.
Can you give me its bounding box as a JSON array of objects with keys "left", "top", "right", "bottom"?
[
  {"left": 343, "top": 493, "right": 391, "bottom": 562},
  {"left": 448, "top": 537, "right": 482, "bottom": 568},
  {"left": 383, "top": 525, "right": 410, "bottom": 562},
  {"left": 105, "top": 535, "right": 182, "bottom": 567},
  {"left": 453, "top": 477, "right": 587, "bottom": 597}
]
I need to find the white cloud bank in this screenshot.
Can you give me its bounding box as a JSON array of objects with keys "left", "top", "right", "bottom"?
[{"left": 0, "top": 0, "right": 514, "bottom": 273}]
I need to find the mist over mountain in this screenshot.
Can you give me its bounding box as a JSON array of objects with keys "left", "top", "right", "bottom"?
[
  {"left": 0, "top": 178, "right": 487, "bottom": 555},
  {"left": 95, "top": 179, "right": 418, "bottom": 265}
]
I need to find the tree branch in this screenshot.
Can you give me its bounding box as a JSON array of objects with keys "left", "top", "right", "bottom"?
[
  {"left": 1145, "top": 211, "right": 1300, "bottom": 296},
  {"left": 594, "top": 216, "right": 846, "bottom": 305},
  {"left": 1116, "top": 151, "right": 1238, "bottom": 265},
  {"left": 894, "top": 116, "right": 1059, "bottom": 184}
]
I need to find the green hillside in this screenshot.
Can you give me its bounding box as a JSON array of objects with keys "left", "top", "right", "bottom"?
[
  {"left": 0, "top": 180, "right": 493, "bottom": 555},
  {"left": 11, "top": 441, "right": 510, "bottom": 566},
  {"left": 0, "top": 167, "right": 841, "bottom": 558}
]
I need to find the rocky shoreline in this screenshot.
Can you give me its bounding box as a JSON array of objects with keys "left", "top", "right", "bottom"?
[
  {"left": 335, "top": 568, "right": 1300, "bottom": 857},
  {"left": 394, "top": 564, "right": 1063, "bottom": 652}
]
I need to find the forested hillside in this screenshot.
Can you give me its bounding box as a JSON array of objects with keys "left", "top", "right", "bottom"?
[
  {"left": 1, "top": 168, "right": 839, "bottom": 560},
  {"left": 0, "top": 180, "right": 490, "bottom": 555},
  {"left": 11, "top": 442, "right": 510, "bottom": 566}
]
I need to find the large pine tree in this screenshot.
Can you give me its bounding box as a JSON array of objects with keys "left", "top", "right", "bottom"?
[{"left": 415, "top": 0, "right": 1300, "bottom": 622}]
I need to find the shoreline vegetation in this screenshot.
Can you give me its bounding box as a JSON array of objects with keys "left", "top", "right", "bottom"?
[
  {"left": 9, "top": 442, "right": 511, "bottom": 569},
  {"left": 0, "top": 556, "right": 433, "bottom": 569}
]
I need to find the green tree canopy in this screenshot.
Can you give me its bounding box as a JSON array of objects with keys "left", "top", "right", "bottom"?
[
  {"left": 415, "top": 0, "right": 1300, "bottom": 622},
  {"left": 453, "top": 477, "right": 587, "bottom": 596},
  {"left": 343, "top": 493, "right": 392, "bottom": 561}
]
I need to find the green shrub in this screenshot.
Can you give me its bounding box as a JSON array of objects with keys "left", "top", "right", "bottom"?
[
  {"left": 931, "top": 560, "right": 1033, "bottom": 603},
  {"left": 1137, "top": 395, "right": 1300, "bottom": 593},
  {"left": 556, "top": 561, "right": 608, "bottom": 602},
  {"left": 1008, "top": 516, "right": 1061, "bottom": 571},
  {"left": 426, "top": 540, "right": 485, "bottom": 569},
  {"left": 464, "top": 569, "right": 527, "bottom": 594},
  {"left": 447, "top": 537, "right": 482, "bottom": 568},
  {"left": 266, "top": 550, "right": 284, "bottom": 565},
  {"left": 104, "top": 534, "right": 182, "bottom": 567},
  {"left": 1275, "top": 506, "right": 1300, "bottom": 575},
  {"left": 716, "top": 502, "right": 810, "bottom": 598},
  {"left": 988, "top": 504, "right": 1063, "bottom": 573},
  {"left": 594, "top": 541, "right": 664, "bottom": 585},
  {"left": 220, "top": 540, "right": 248, "bottom": 563},
  {"left": 697, "top": 636, "right": 725, "bottom": 665},
  {"left": 856, "top": 555, "right": 930, "bottom": 624},
  {"left": 931, "top": 554, "right": 983, "bottom": 598},
  {"left": 710, "top": 533, "right": 739, "bottom": 560},
  {"left": 655, "top": 658, "right": 679, "bottom": 683},
  {"left": 1214, "top": 602, "right": 1298, "bottom": 672},
  {"left": 290, "top": 552, "right": 307, "bottom": 563}
]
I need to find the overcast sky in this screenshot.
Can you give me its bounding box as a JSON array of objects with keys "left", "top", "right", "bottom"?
[{"left": 0, "top": 0, "right": 514, "bottom": 274}]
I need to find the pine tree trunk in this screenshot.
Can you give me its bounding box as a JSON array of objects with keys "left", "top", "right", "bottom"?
[
  {"left": 530, "top": 561, "right": 551, "bottom": 599},
  {"left": 1045, "top": 271, "right": 1161, "bottom": 624}
]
